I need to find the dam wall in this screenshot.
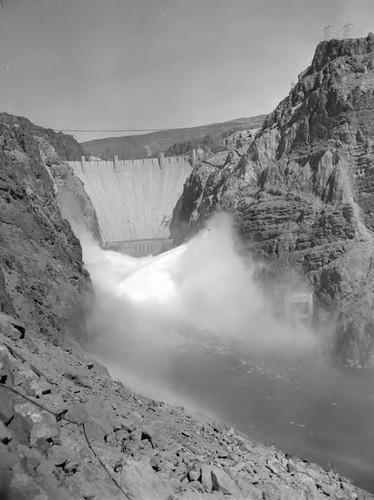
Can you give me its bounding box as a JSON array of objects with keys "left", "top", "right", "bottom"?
[{"left": 67, "top": 155, "right": 193, "bottom": 246}]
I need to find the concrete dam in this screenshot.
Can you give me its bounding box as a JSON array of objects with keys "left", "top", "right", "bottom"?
[{"left": 67, "top": 154, "right": 193, "bottom": 256}]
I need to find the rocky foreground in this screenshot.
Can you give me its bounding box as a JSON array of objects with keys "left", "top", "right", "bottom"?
[{"left": 0, "top": 317, "right": 372, "bottom": 500}]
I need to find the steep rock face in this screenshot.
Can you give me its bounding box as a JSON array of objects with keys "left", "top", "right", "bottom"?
[
  {"left": 171, "top": 34, "right": 374, "bottom": 366},
  {"left": 36, "top": 136, "right": 103, "bottom": 243},
  {"left": 0, "top": 118, "right": 91, "bottom": 346}
]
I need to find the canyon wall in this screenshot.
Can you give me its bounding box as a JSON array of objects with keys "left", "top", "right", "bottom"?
[
  {"left": 171, "top": 34, "right": 374, "bottom": 366},
  {"left": 0, "top": 119, "right": 91, "bottom": 347}
]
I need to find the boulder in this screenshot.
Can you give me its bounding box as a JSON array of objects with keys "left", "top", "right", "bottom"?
[
  {"left": 200, "top": 464, "right": 213, "bottom": 492},
  {"left": 211, "top": 465, "right": 241, "bottom": 496},
  {"left": 120, "top": 459, "right": 173, "bottom": 500},
  {"left": 0, "top": 312, "right": 25, "bottom": 340},
  {"left": 0, "top": 387, "right": 15, "bottom": 426}
]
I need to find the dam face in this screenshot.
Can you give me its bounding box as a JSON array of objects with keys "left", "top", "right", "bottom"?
[{"left": 67, "top": 155, "right": 192, "bottom": 255}]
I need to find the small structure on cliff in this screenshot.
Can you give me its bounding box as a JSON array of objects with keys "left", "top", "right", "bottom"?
[{"left": 285, "top": 291, "right": 313, "bottom": 326}]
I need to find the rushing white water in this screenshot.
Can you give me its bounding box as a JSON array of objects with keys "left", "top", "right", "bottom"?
[{"left": 79, "top": 214, "right": 318, "bottom": 403}]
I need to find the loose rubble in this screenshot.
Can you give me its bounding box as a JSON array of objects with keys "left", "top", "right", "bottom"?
[{"left": 0, "top": 316, "right": 372, "bottom": 499}]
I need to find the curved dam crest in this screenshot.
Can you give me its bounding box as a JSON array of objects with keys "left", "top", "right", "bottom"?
[{"left": 67, "top": 155, "right": 193, "bottom": 255}]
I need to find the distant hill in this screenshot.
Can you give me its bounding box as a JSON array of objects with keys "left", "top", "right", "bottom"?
[
  {"left": 81, "top": 115, "right": 266, "bottom": 160},
  {"left": 171, "top": 34, "right": 374, "bottom": 369}
]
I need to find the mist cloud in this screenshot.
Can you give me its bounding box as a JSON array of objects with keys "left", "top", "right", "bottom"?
[{"left": 79, "top": 213, "right": 319, "bottom": 403}]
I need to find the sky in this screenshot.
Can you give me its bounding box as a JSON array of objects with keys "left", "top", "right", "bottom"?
[{"left": 1, "top": 0, "right": 374, "bottom": 142}]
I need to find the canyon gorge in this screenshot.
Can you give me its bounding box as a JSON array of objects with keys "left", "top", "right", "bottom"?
[{"left": 2, "top": 35, "right": 374, "bottom": 499}]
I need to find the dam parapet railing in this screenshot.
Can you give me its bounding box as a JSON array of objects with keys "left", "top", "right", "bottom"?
[{"left": 66, "top": 151, "right": 196, "bottom": 173}]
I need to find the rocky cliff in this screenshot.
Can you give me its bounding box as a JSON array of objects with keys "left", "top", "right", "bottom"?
[
  {"left": 171, "top": 34, "right": 374, "bottom": 366},
  {"left": 0, "top": 117, "right": 91, "bottom": 347}
]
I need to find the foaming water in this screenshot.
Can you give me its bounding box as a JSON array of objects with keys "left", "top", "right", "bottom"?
[
  {"left": 83, "top": 214, "right": 317, "bottom": 359},
  {"left": 77, "top": 214, "right": 374, "bottom": 492}
]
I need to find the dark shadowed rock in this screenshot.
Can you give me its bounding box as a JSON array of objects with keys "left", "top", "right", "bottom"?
[
  {"left": 0, "top": 116, "right": 92, "bottom": 347},
  {"left": 0, "top": 387, "right": 14, "bottom": 426}
]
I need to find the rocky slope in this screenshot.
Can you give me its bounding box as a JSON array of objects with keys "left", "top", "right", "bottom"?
[
  {"left": 1, "top": 326, "right": 371, "bottom": 500},
  {"left": 0, "top": 119, "right": 91, "bottom": 347},
  {"left": 171, "top": 34, "right": 374, "bottom": 367}
]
